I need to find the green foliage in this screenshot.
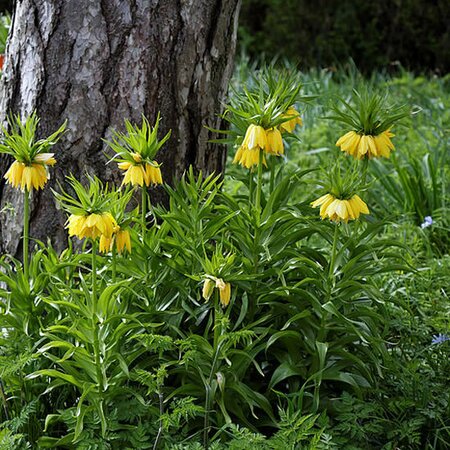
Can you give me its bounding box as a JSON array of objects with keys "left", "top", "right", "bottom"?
[
  {"left": 0, "top": 112, "right": 66, "bottom": 162},
  {"left": 0, "top": 65, "right": 448, "bottom": 450}
]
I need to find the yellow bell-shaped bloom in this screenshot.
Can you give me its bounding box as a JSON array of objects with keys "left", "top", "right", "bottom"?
[
  {"left": 4, "top": 152, "right": 56, "bottom": 191},
  {"left": 373, "top": 130, "right": 395, "bottom": 158},
  {"left": 202, "top": 276, "right": 231, "bottom": 307},
  {"left": 242, "top": 124, "right": 268, "bottom": 151},
  {"left": 115, "top": 229, "right": 131, "bottom": 254},
  {"left": 337, "top": 129, "right": 395, "bottom": 159},
  {"left": 311, "top": 193, "right": 369, "bottom": 223},
  {"left": 67, "top": 212, "right": 116, "bottom": 240},
  {"left": 265, "top": 128, "right": 284, "bottom": 155},
  {"left": 99, "top": 234, "right": 113, "bottom": 253},
  {"left": 144, "top": 163, "right": 163, "bottom": 186},
  {"left": 202, "top": 278, "right": 215, "bottom": 301},
  {"left": 233, "top": 124, "right": 268, "bottom": 168},
  {"left": 215, "top": 278, "right": 231, "bottom": 307},
  {"left": 279, "top": 107, "right": 303, "bottom": 133},
  {"left": 118, "top": 155, "right": 163, "bottom": 187}
]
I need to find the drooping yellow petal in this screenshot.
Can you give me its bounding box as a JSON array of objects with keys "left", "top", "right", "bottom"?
[
  {"left": 115, "top": 229, "right": 131, "bottom": 254},
  {"left": 233, "top": 145, "right": 264, "bottom": 169},
  {"left": 144, "top": 163, "right": 163, "bottom": 186},
  {"left": 311, "top": 193, "right": 333, "bottom": 208},
  {"left": 265, "top": 128, "right": 284, "bottom": 155},
  {"left": 99, "top": 234, "right": 113, "bottom": 253},
  {"left": 280, "top": 107, "right": 302, "bottom": 133},
  {"left": 344, "top": 200, "right": 356, "bottom": 220},
  {"left": 30, "top": 164, "right": 48, "bottom": 190},
  {"left": 21, "top": 166, "right": 33, "bottom": 191},
  {"left": 202, "top": 278, "right": 215, "bottom": 301},
  {"left": 219, "top": 282, "right": 231, "bottom": 307},
  {"left": 373, "top": 130, "right": 395, "bottom": 158},
  {"left": 245, "top": 124, "right": 267, "bottom": 151},
  {"left": 319, "top": 195, "right": 336, "bottom": 219},
  {"left": 67, "top": 215, "right": 87, "bottom": 238},
  {"left": 4, "top": 161, "right": 25, "bottom": 189},
  {"left": 337, "top": 131, "right": 361, "bottom": 158},
  {"left": 350, "top": 195, "right": 369, "bottom": 215}
]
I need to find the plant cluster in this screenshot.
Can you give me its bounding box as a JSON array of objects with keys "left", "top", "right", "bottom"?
[{"left": 0, "top": 64, "right": 448, "bottom": 450}]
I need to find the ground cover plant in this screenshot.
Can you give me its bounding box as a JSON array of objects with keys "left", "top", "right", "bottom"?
[{"left": 0, "top": 61, "right": 448, "bottom": 450}]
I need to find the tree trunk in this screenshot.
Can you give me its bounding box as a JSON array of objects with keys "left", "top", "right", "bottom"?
[{"left": 0, "top": 0, "right": 241, "bottom": 255}]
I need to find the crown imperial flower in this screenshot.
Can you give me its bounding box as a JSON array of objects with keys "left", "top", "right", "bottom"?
[
  {"left": 68, "top": 212, "right": 116, "bottom": 240},
  {"left": 311, "top": 193, "right": 369, "bottom": 223},
  {"left": 202, "top": 276, "right": 232, "bottom": 308},
  {"left": 265, "top": 127, "right": 284, "bottom": 155},
  {"left": 336, "top": 130, "right": 395, "bottom": 159},
  {"left": 233, "top": 124, "right": 268, "bottom": 169},
  {"left": 279, "top": 106, "right": 303, "bottom": 133}
]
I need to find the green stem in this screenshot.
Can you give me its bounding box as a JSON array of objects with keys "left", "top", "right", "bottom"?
[
  {"left": 361, "top": 158, "right": 369, "bottom": 186},
  {"left": 91, "top": 240, "right": 104, "bottom": 393},
  {"left": 153, "top": 391, "right": 164, "bottom": 450},
  {"left": 23, "top": 188, "right": 30, "bottom": 279},
  {"left": 248, "top": 169, "right": 254, "bottom": 205},
  {"left": 141, "top": 186, "right": 148, "bottom": 235},
  {"left": 319, "top": 225, "right": 340, "bottom": 343},
  {"left": 255, "top": 149, "right": 264, "bottom": 217},
  {"left": 328, "top": 224, "right": 340, "bottom": 280},
  {"left": 112, "top": 247, "right": 117, "bottom": 283},
  {"left": 269, "top": 157, "right": 275, "bottom": 193},
  {"left": 203, "top": 292, "right": 222, "bottom": 450}
]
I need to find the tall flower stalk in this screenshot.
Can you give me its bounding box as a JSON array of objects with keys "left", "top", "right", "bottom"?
[
  {"left": 22, "top": 188, "right": 30, "bottom": 278},
  {"left": 0, "top": 113, "right": 66, "bottom": 277}
]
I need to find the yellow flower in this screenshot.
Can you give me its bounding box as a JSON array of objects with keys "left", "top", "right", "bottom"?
[
  {"left": 215, "top": 278, "right": 231, "bottom": 307},
  {"left": 373, "top": 130, "right": 395, "bottom": 158},
  {"left": 336, "top": 130, "right": 395, "bottom": 159},
  {"left": 233, "top": 124, "right": 267, "bottom": 168},
  {"left": 202, "top": 278, "right": 215, "bottom": 301},
  {"left": 98, "top": 227, "right": 132, "bottom": 254},
  {"left": 144, "top": 163, "right": 163, "bottom": 186},
  {"left": 99, "top": 234, "right": 113, "bottom": 253},
  {"left": 115, "top": 229, "right": 131, "bottom": 254},
  {"left": 265, "top": 127, "right": 284, "bottom": 155},
  {"left": 118, "top": 156, "right": 163, "bottom": 186},
  {"left": 279, "top": 106, "right": 303, "bottom": 133},
  {"left": 4, "top": 153, "right": 56, "bottom": 191},
  {"left": 311, "top": 193, "right": 369, "bottom": 223},
  {"left": 243, "top": 124, "right": 268, "bottom": 151},
  {"left": 67, "top": 212, "right": 116, "bottom": 240},
  {"left": 202, "top": 277, "right": 231, "bottom": 307},
  {"left": 336, "top": 131, "right": 361, "bottom": 158}
]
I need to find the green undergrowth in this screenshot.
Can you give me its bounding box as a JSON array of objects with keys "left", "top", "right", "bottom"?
[{"left": 0, "top": 61, "right": 448, "bottom": 449}]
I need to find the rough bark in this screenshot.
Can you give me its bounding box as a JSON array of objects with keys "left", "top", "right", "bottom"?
[{"left": 0, "top": 0, "right": 241, "bottom": 255}]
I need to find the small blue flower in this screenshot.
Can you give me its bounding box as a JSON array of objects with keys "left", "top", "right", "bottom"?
[
  {"left": 421, "top": 216, "right": 433, "bottom": 229},
  {"left": 431, "top": 333, "right": 450, "bottom": 345}
]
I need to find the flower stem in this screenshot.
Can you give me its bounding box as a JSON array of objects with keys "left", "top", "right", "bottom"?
[
  {"left": 91, "top": 240, "right": 104, "bottom": 394},
  {"left": 141, "top": 186, "right": 148, "bottom": 235},
  {"left": 112, "top": 247, "right": 117, "bottom": 283},
  {"left": 328, "top": 224, "right": 340, "bottom": 280},
  {"left": 248, "top": 169, "right": 254, "bottom": 204},
  {"left": 23, "top": 188, "right": 30, "bottom": 279},
  {"left": 255, "top": 149, "right": 264, "bottom": 217},
  {"left": 361, "top": 158, "right": 369, "bottom": 186},
  {"left": 269, "top": 157, "right": 275, "bottom": 193},
  {"left": 203, "top": 292, "right": 222, "bottom": 450}
]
